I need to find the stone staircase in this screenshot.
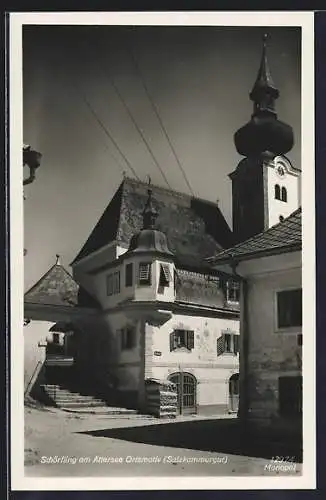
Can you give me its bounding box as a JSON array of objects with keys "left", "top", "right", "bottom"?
[{"left": 40, "top": 384, "right": 138, "bottom": 416}]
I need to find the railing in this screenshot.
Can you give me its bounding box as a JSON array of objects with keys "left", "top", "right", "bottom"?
[{"left": 24, "top": 360, "right": 42, "bottom": 398}]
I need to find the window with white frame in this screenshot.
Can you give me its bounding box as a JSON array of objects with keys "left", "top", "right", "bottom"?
[
  {"left": 106, "top": 271, "right": 120, "bottom": 296},
  {"left": 159, "top": 263, "right": 171, "bottom": 287},
  {"left": 276, "top": 288, "right": 302, "bottom": 329},
  {"left": 226, "top": 280, "right": 240, "bottom": 303},
  {"left": 139, "top": 262, "right": 151, "bottom": 285},
  {"left": 170, "top": 329, "right": 194, "bottom": 351},
  {"left": 217, "top": 331, "right": 239, "bottom": 356}
]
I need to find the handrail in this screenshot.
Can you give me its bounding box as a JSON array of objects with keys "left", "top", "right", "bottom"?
[{"left": 24, "top": 360, "right": 42, "bottom": 397}]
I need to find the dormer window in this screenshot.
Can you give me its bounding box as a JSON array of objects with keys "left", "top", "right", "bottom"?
[
  {"left": 139, "top": 262, "right": 151, "bottom": 285},
  {"left": 159, "top": 264, "right": 171, "bottom": 287}
]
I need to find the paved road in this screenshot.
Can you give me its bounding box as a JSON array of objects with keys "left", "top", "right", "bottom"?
[{"left": 25, "top": 407, "right": 302, "bottom": 477}]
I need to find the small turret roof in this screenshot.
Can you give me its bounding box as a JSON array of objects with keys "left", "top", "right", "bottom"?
[{"left": 24, "top": 256, "right": 100, "bottom": 309}]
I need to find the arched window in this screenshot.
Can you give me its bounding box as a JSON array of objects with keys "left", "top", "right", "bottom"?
[
  {"left": 281, "top": 186, "right": 287, "bottom": 202},
  {"left": 275, "top": 184, "right": 281, "bottom": 200}
]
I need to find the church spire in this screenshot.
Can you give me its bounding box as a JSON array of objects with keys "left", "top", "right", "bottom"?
[
  {"left": 249, "top": 34, "right": 279, "bottom": 116},
  {"left": 234, "top": 33, "right": 294, "bottom": 158}
]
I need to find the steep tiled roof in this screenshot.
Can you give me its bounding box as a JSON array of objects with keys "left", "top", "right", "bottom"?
[
  {"left": 72, "top": 177, "right": 234, "bottom": 270},
  {"left": 24, "top": 261, "right": 100, "bottom": 309},
  {"left": 208, "top": 207, "right": 301, "bottom": 264}
]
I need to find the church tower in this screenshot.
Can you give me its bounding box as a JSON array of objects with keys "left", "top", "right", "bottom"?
[{"left": 230, "top": 34, "right": 300, "bottom": 244}]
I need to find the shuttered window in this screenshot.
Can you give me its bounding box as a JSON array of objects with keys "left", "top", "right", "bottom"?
[
  {"left": 139, "top": 263, "right": 151, "bottom": 285},
  {"left": 159, "top": 264, "right": 171, "bottom": 287},
  {"left": 217, "top": 332, "right": 239, "bottom": 356},
  {"left": 170, "top": 330, "right": 194, "bottom": 351}
]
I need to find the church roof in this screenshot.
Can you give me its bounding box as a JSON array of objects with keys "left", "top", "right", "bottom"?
[
  {"left": 208, "top": 207, "right": 301, "bottom": 265},
  {"left": 72, "top": 177, "right": 234, "bottom": 271},
  {"left": 24, "top": 258, "right": 100, "bottom": 309}
]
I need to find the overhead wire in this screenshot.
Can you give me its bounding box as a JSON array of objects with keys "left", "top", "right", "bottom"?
[
  {"left": 73, "top": 82, "right": 141, "bottom": 181},
  {"left": 61, "top": 40, "right": 141, "bottom": 182},
  {"left": 107, "top": 75, "right": 173, "bottom": 190},
  {"left": 126, "top": 38, "right": 196, "bottom": 198}
]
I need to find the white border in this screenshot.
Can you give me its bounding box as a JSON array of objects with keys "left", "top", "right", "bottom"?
[{"left": 10, "top": 11, "right": 315, "bottom": 491}]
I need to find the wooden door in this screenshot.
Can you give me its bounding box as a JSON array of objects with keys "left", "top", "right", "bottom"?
[{"left": 168, "top": 372, "right": 197, "bottom": 415}]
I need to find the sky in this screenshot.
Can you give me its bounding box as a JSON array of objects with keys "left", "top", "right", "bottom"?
[{"left": 23, "top": 24, "right": 301, "bottom": 291}]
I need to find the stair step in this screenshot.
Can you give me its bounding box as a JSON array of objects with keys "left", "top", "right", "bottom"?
[{"left": 61, "top": 406, "right": 139, "bottom": 415}]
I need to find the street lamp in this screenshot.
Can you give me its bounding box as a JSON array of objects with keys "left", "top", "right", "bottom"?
[
  {"left": 23, "top": 144, "right": 42, "bottom": 186},
  {"left": 23, "top": 144, "right": 42, "bottom": 257}
]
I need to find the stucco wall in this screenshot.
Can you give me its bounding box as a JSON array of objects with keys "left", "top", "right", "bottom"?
[
  {"left": 266, "top": 163, "right": 300, "bottom": 228},
  {"left": 245, "top": 266, "right": 302, "bottom": 421},
  {"left": 147, "top": 313, "right": 240, "bottom": 413}
]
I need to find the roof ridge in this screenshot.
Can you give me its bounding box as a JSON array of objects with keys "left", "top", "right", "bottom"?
[
  {"left": 25, "top": 262, "right": 59, "bottom": 296},
  {"left": 209, "top": 206, "right": 301, "bottom": 262},
  {"left": 123, "top": 176, "right": 221, "bottom": 208},
  {"left": 25, "top": 260, "right": 94, "bottom": 300}
]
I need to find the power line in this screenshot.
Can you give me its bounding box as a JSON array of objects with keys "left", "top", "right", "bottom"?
[
  {"left": 105, "top": 73, "right": 173, "bottom": 190},
  {"left": 73, "top": 81, "right": 141, "bottom": 181},
  {"left": 127, "top": 44, "right": 196, "bottom": 198}
]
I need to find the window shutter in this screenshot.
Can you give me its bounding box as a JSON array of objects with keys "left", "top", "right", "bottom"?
[
  {"left": 125, "top": 263, "right": 133, "bottom": 287},
  {"left": 187, "top": 330, "right": 194, "bottom": 350},
  {"left": 224, "top": 333, "right": 231, "bottom": 352},
  {"left": 217, "top": 335, "right": 225, "bottom": 356},
  {"left": 159, "top": 264, "right": 171, "bottom": 286},
  {"left": 162, "top": 264, "right": 171, "bottom": 281},
  {"left": 170, "top": 332, "right": 175, "bottom": 352},
  {"left": 233, "top": 335, "right": 240, "bottom": 354}
]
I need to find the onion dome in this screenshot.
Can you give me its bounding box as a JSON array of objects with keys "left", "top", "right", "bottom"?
[
  {"left": 127, "top": 185, "right": 173, "bottom": 256},
  {"left": 234, "top": 34, "right": 294, "bottom": 157}
]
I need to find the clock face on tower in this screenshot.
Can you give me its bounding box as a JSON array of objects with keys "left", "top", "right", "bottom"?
[{"left": 276, "top": 164, "right": 286, "bottom": 178}]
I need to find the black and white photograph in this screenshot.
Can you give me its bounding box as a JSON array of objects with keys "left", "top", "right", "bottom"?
[{"left": 9, "top": 11, "right": 315, "bottom": 490}]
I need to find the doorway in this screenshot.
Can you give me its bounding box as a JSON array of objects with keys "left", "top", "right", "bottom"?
[
  {"left": 168, "top": 372, "right": 197, "bottom": 415},
  {"left": 229, "top": 373, "right": 239, "bottom": 413}
]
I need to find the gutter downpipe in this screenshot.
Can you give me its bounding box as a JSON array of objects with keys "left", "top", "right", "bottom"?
[{"left": 230, "top": 257, "right": 249, "bottom": 429}]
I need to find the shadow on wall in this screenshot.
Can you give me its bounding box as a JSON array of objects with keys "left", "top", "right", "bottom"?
[{"left": 78, "top": 418, "right": 302, "bottom": 462}]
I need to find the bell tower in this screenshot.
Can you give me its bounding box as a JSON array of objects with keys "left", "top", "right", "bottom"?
[{"left": 230, "top": 34, "right": 300, "bottom": 244}]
